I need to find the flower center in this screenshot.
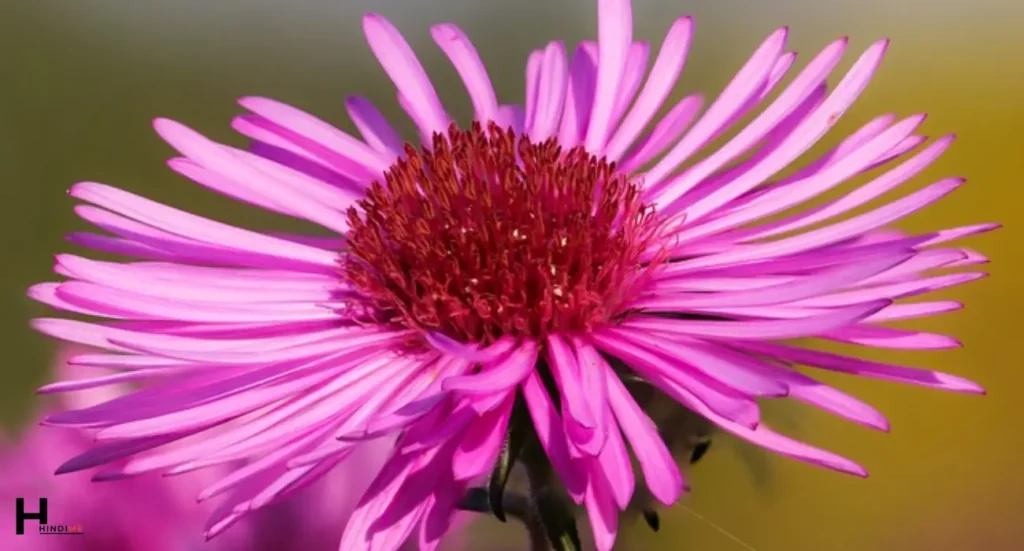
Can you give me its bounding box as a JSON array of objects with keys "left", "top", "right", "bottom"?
[{"left": 341, "top": 122, "right": 661, "bottom": 343}]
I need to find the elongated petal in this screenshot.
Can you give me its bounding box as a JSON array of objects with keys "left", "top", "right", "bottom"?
[{"left": 521, "top": 371, "right": 586, "bottom": 503}]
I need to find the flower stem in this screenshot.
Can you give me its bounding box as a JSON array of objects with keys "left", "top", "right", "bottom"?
[
  {"left": 456, "top": 488, "right": 548, "bottom": 550},
  {"left": 525, "top": 508, "right": 552, "bottom": 551},
  {"left": 522, "top": 443, "right": 581, "bottom": 551}
]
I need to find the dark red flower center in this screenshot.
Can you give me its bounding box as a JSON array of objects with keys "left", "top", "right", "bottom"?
[{"left": 341, "top": 122, "right": 661, "bottom": 343}]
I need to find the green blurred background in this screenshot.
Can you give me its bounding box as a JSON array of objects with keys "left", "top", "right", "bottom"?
[{"left": 0, "top": 0, "right": 1018, "bottom": 549}]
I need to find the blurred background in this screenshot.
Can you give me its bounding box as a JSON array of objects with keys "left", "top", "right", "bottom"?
[{"left": 0, "top": 0, "right": 1019, "bottom": 549}]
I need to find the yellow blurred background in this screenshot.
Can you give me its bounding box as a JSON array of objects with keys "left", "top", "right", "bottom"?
[{"left": 0, "top": 0, "right": 1019, "bottom": 549}]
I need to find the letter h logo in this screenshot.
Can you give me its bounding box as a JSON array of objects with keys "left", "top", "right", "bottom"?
[{"left": 15, "top": 498, "right": 48, "bottom": 535}]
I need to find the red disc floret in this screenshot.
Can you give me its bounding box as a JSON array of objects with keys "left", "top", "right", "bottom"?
[{"left": 342, "top": 122, "right": 661, "bottom": 343}]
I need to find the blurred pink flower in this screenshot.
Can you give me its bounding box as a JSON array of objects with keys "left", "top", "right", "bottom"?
[
  {"left": 1, "top": 346, "right": 411, "bottom": 551},
  {"left": 242, "top": 439, "right": 402, "bottom": 551},
  {"left": 0, "top": 346, "right": 235, "bottom": 551},
  {"left": 231, "top": 446, "right": 473, "bottom": 551}
]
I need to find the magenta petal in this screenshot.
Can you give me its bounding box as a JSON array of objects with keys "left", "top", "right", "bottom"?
[
  {"left": 557, "top": 41, "right": 598, "bottom": 147},
  {"left": 643, "top": 251, "right": 913, "bottom": 309},
  {"left": 520, "top": 371, "right": 587, "bottom": 503},
  {"left": 825, "top": 325, "right": 961, "bottom": 350},
  {"left": 591, "top": 330, "right": 761, "bottom": 429},
  {"left": 622, "top": 300, "right": 891, "bottom": 340},
  {"left": 397, "top": 401, "right": 477, "bottom": 455},
  {"left": 451, "top": 392, "right": 515, "bottom": 480},
  {"left": 695, "top": 340, "right": 888, "bottom": 430},
  {"left": 361, "top": 13, "right": 449, "bottom": 136},
  {"left": 431, "top": 24, "right": 499, "bottom": 124},
  {"left": 572, "top": 339, "right": 611, "bottom": 452},
  {"left": 55, "top": 433, "right": 188, "bottom": 474},
  {"left": 608, "top": 328, "right": 789, "bottom": 397},
  {"left": 417, "top": 482, "right": 464, "bottom": 551},
  {"left": 547, "top": 335, "right": 599, "bottom": 442},
  {"left": 583, "top": 466, "right": 621, "bottom": 551},
  {"left": 585, "top": 0, "right": 634, "bottom": 153},
  {"left": 735, "top": 341, "right": 983, "bottom": 393},
  {"left": 345, "top": 95, "right": 405, "bottom": 158},
  {"left": 606, "top": 16, "right": 694, "bottom": 160},
  {"left": 648, "top": 369, "right": 865, "bottom": 476},
  {"left": 594, "top": 409, "right": 635, "bottom": 509},
  {"left": 339, "top": 449, "right": 425, "bottom": 551},
  {"left": 425, "top": 332, "right": 517, "bottom": 365},
  {"left": 603, "top": 368, "right": 683, "bottom": 505},
  {"left": 441, "top": 340, "right": 537, "bottom": 395},
  {"left": 730, "top": 423, "right": 868, "bottom": 476},
  {"left": 370, "top": 446, "right": 453, "bottom": 545}
]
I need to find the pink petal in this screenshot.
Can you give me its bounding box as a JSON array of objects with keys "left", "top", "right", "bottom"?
[
  {"left": 71, "top": 202, "right": 332, "bottom": 273},
  {"left": 642, "top": 251, "right": 913, "bottom": 310},
  {"left": 606, "top": 16, "right": 693, "bottom": 161},
  {"left": 607, "top": 41, "right": 650, "bottom": 133},
  {"left": 622, "top": 300, "right": 890, "bottom": 340},
  {"left": 231, "top": 113, "right": 374, "bottom": 188},
  {"left": 362, "top": 13, "right": 449, "bottom": 136},
  {"left": 430, "top": 24, "right": 499, "bottom": 123},
  {"left": 825, "top": 325, "right": 961, "bottom": 350},
  {"left": 651, "top": 36, "right": 848, "bottom": 208},
  {"left": 585, "top": 0, "right": 633, "bottom": 153},
  {"left": 339, "top": 450, "right": 421, "bottom": 551},
  {"left": 558, "top": 42, "right": 598, "bottom": 147},
  {"left": 670, "top": 40, "right": 890, "bottom": 221},
  {"left": 520, "top": 371, "right": 586, "bottom": 503},
  {"left": 423, "top": 332, "right": 517, "bottom": 364},
  {"left": 571, "top": 339, "right": 611, "bottom": 452},
  {"left": 524, "top": 49, "right": 544, "bottom": 132},
  {"left": 583, "top": 469, "right": 620, "bottom": 551},
  {"left": 793, "top": 272, "right": 986, "bottom": 307},
  {"left": 442, "top": 341, "right": 537, "bottom": 396},
  {"left": 590, "top": 330, "right": 760, "bottom": 428},
  {"left": 608, "top": 328, "right": 789, "bottom": 397},
  {"left": 634, "top": 366, "right": 867, "bottom": 475},
  {"left": 603, "top": 367, "right": 683, "bottom": 505},
  {"left": 153, "top": 120, "right": 355, "bottom": 233},
  {"left": 593, "top": 406, "right": 635, "bottom": 509},
  {"left": 865, "top": 301, "right": 962, "bottom": 323},
  {"left": 734, "top": 341, "right": 983, "bottom": 393},
  {"left": 345, "top": 96, "right": 404, "bottom": 158},
  {"left": 528, "top": 41, "right": 569, "bottom": 141},
  {"left": 695, "top": 340, "right": 888, "bottom": 430},
  {"left": 676, "top": 114, "right": 935, "bottom": 245},
  {"left": 451, "top": 392, "right": 515, "bottom": 480},
  {"left": 672, "top": 179, "right": 962, "bottom": 273},
  {"left": 643, "top": 27, "right": 788, "bottom": 190},
  {"left": 547, "top": 334, "right": 598, "bottom": 432},
  {"left": 237, "top": 96, "right": 388, "bottom": 175},
  {"left": 739, "top": 134, "right": 955, "bottom": 243},
  {"left": 168, "top": 157, "right": 295, "bottom": 217},
  {"left": 418, "top": 482, "right": 464, "bottom": 551},
  {"left": 619, "top": 94, "right": 704, "bottom": 173}
]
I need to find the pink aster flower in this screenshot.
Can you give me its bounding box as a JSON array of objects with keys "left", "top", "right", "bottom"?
[{"left": 28, "top": 0, "right": 995, "bottom": 549}]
